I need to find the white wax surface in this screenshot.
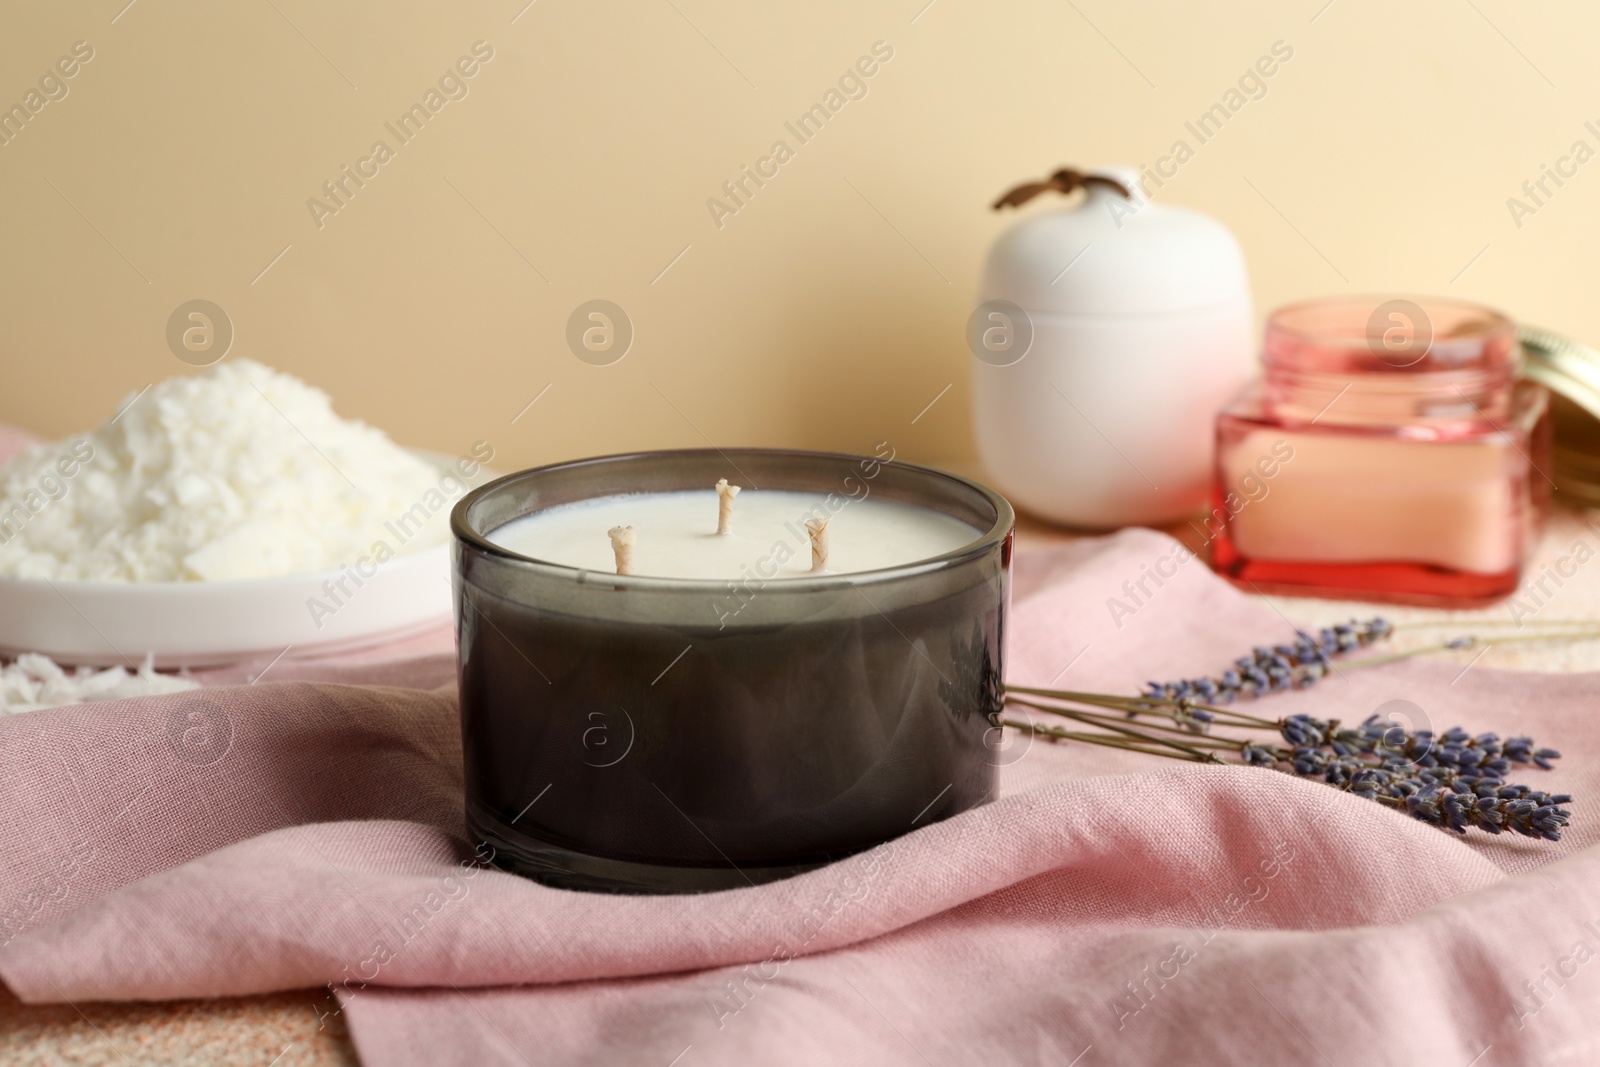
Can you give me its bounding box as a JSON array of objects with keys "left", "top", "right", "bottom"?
[{"left": 486, "top": 489, "right": 981, "bottom": 579}]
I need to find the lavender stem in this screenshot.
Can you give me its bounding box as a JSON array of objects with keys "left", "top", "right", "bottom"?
[{"left": 1006, "top": 696, "right": 1248, "bottom": 749}]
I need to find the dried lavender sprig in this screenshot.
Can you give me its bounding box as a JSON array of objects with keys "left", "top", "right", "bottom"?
[
  {"left": 1004, "top": 685, "right": 1273, "bottom": 729},
  {"left": 1239, "top": 737, "right": 1570, "bottom": 840},
  {"left": 999, "top": 695, "right": 1572, "bottom": 841},
  {"left": 1139, "top": 630, "right": 1600, "bottom": 729},
  {"left": 1350, "top": 629, "right": 1600, "bottom": 672},
  {"left": 1139, "top": 622, "right": 1600, "bottom": 705},
  {"left": 1000, "top": 718, "right": 1221, "bottom": 763},
  {"left": 1276, "top": 713, "right": 1564, "bottom": 773},
  {"left": 1226, "top": 712, "right": 1567, "bottom": 839},
  {"left": 1000, "top": 619, "right": 1586, "bottom": 841},
  {"left": 1243, "top": 741, "right": 1570, "bottom": 841},
  {"left": 1004, "top": 698, "right": 1225, "bottom": 761},
  {"left": 1142, "top": 617, "right": 1392, "bottom": 704},
  {"left": 1381, "top": 789, "right": 1571, "bottom": 841},
  {"left": 1005, "top": 697, "right": 1246, "bottom": 756}
]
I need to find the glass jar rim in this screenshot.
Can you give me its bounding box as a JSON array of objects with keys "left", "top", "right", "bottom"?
[
  {"left": 451, "top": 448, "right": 1015, "bottom": 592},
  {"left": 1265, "top": 295, "right": 1518, "bottom": 377}
]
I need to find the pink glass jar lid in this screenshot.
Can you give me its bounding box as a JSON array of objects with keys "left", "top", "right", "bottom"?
[{"left": 1264, "top": 296, "right": 1517, "bottom": 376}]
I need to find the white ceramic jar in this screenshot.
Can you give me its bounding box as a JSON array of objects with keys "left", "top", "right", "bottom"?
[{"left": 971, "top": 166, "right": 1253, "bottom": 527}]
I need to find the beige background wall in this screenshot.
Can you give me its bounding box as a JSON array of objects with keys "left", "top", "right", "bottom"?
[{"left": 1, "top": 0, "right": 1596, "bottom": 472}]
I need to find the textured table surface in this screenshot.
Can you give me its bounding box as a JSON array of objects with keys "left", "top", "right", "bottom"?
[
  {"left": 4, "top": 502, "right": 1596, "bottom": 1066},
  {"left": 0, "top": 984, "right": 357, "bottom": 1067}
]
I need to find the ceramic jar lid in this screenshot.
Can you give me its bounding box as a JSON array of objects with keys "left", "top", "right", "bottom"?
[{"left": 982, "top": 165, "right": 1250, "bottom": 317}]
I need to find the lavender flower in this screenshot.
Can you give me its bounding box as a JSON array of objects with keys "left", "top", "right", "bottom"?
[
  {"left": 1243, "top": 713, "right": 1570, "bottom": 840},
  {"left": 1005, "top": 617, "right": 1576, "bottom": 844},
  {"left": 1143, "top": 618, "right": 1392, "bottom": 704}
]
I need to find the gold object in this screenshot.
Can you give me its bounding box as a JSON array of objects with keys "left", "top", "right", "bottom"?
[{"left": 1520, "top": 325, "right": 1600, "bottom": 507}]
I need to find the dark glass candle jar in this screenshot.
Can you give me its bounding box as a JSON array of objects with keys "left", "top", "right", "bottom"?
[
  {"left": 451, "top": 449, "right": 1013, "bottom": 893},
  {"left": 1212, "top": 296, "right": 1550, "bottom": 605}
]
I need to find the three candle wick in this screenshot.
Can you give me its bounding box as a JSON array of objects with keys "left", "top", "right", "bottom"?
[{"left": 606, "top": 479, "right": 831, "bottom": 576}]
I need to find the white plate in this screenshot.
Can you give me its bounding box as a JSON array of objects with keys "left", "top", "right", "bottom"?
[
  {"left": 0, "top": 546, "right": 451, "bottom": 668},
  {"left": 0, "top": 452, "right": 480, "bottom": 669}
]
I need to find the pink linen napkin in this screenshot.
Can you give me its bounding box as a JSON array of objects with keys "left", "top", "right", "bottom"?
[{"left": 2, "top": 527, "right": 1598, "bottom": 1066}]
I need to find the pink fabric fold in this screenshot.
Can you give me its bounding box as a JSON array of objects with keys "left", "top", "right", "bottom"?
[{"left": 2, "top": 527, "right": 1598, "bottom": 1066}]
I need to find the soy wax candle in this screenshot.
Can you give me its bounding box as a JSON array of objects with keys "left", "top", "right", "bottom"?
[
  {"left": 451, "top": 449, "right": 1014, "bottom": 893},
  {"left": 486, "top": 488, "right": 980, "bottom": 581}
]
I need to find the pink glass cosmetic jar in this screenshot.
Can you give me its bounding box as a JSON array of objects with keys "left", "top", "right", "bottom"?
[{"left": 1210, "top": 296, "right": 1550, "bottom": 606}]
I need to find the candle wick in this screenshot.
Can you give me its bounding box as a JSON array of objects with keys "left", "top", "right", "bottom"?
[
  {"left": 805, "top": 515, "right": 829, "bottom": 572},
  {"left": 715, "top": 478, "right": 742, "bottom": 536},
  {"left": 608, "top": 524, "right": 636, "bottom": 575}
]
